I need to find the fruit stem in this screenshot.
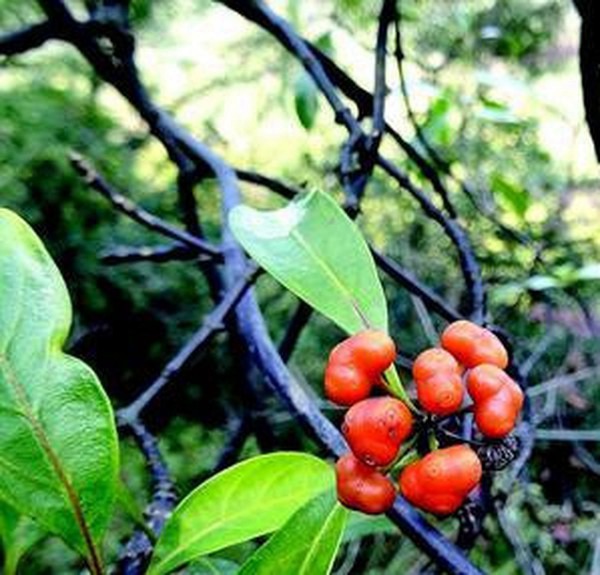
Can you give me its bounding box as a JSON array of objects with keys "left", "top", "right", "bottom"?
[
  {"left": 383, "top": 364, "right": 419, "bottom": 413},
  {"left": 428, "top": 430, "right": 440, "bottom": 451},
  {"left": 389, "top": 449, "right": 420, "bottom": 474}
]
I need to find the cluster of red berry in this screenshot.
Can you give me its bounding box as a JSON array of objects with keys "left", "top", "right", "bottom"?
[{"left": 326, "top": 321, "right": 524, "bottom": 515}]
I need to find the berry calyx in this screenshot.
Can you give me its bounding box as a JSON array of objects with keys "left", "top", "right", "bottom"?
[
  {"left": 441, "top": 320, "right": 508, "bottom": 369},
  {"left": 324, "top": 330, "right": 396, "bottom": 405},
  {"left": 335, "top": 452, "right": 396, "bottom": 514},
  {"left": 399, "top": 445, "right": 482, "bottom": 515},
  {"left": 467, "top": 364, "right": 524, "bottom": 438},
  {"left": 413, "top": 348, "right": 464, "bottom": 416},
  {"left": 342, "top": 397, "right": 413, "bottom": 467}
]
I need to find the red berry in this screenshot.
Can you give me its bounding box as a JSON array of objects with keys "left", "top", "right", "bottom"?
[
  {"left": 342, "top": 397, "right": 413, "bottom": 466},
  {"left": 441, "top": 320, "right": 508, "bottom": 369},
  {"left": 467, "top": 364, "right": 524, "bottom": 438},
  {"left": 325, "top": 363, "right": 371, "bottom": 406},
  {"left": 413, "top": 348, "right": 464, "bottom": 416},
  {"left": 325, "top": 330, "right": 396, "bottom": 405},
  {"left": 335, "top": 453, "right": 396, "bottom": 514},
  {"left": 399, "top": 445, "right": 482, "bottom": 515}
]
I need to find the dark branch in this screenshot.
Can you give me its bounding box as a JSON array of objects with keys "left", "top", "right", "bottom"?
[
  {"left": 376, "top": 155, "right": 485, "bottom": 322},
  {"left": 577, "top": 0, "right": 600, "bottom": 161},
  {"left": 0, "top": 21, "right": 57, "bottom": 56},
  {"left": 219, "top": 0, "right": 485, "bottom": 323},
  {"left": 100, "top": 244, "right": 199, "bottom": 265},
  {"left": 70, "top": 152, "right": 222, "bottom": 259},
  {"left": 118, "top": 420, "right": 177, "bottom": 575},
  {"left": 118, "top": 265, "right": 260, "bottom": 422},
  {"left": 278, "top": 301, "right": 313, "bottom": 362}
]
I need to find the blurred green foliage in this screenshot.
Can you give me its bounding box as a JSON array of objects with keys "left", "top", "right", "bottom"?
[{"left": 0, "top": 0, "right": 599, "bottom": 573}]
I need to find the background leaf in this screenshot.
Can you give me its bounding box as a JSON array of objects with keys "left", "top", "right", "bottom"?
[
  {"left": 238, "top": 490, "right": 347, "bottom": 575},
  {"left": 148, "top": 452, "right": 334, "bottom": 575},
  {"left": 229, "top": 191, "right": 388, "bottom": 334},
  {"left": 0, "top": 208, "right": 119, "bottom": 567},
  {"left": 294, "top": 72, "right": 319, "bottom": 130}
]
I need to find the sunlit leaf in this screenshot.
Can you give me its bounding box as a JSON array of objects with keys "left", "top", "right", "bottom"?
[
  {"left": 229, "top": 190, "right": 388, "bottom": 334},
  {"left": 524, "top": 275, "right": 561, "bottom": 291},
  {"left": 238, "top": 491, "right": 347, "bottom": 575},
  {"left": 572, "top": 263, "right": 600, "bottom": 282},
  {"left": 148, "top": 452, "right": 334, "bottom": 575},
  {"left": 186, "top": 557, "right": 240, "bottom": 575}
]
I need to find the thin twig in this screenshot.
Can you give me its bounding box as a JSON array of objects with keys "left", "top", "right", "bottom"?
[
  {"left": 527, "top": 366, "right": 600, "bottom": 397},
  {"left": 118, "top": 265, "right": 260, "bottom": 423},
  {"left": 69, "top": 152, "right": 222, "bottom": 259},
  {"left": 101, "top": 244, "right": 198, "bottom": 265}
]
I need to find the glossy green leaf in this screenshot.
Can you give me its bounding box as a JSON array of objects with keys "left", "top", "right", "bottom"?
[
  {"left": 238, "top": 491, "right": 347, "bottom": 575},
  {"left": 186, "top": 558, "right": 239, "bottom": 575},
  {"left": 0, "top": 208, "right": 119, "bottom": 569},
  {"left": 0, "top": 500, "right": 46, "bottom": 575},
  {"left": 343, "top": 511, "right": 397, "bottom": 541},
  {"left": 229, "top": 190, "right": 388, "bottom": 334},
  {"left": 294, "top": 72, "right": 319, "bottom": 130},
  {"left": 148, "top": 452, "right": 334, "bottom": 575}
]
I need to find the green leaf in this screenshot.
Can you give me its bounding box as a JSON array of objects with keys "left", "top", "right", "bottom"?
[
  {"left": 0, "top": 500, "right": 46, "bottom": 575},
  {"left": 294, "top": 72, "right": 319, "bottom": 130},
  {"left": 523, "top": 275, "right": 560, "bottom": 291},
  {"left": 238, "top": 491, "right": 347, "bottom": 575},
  {"left": 148, "top": 452, "right": 334, "bottom": 575},
  {"left": 0, "top": 208, "right": 119, "bottom": 570},
  {"left": 491, "top": 173, "right": 530, "bottom": 218},
  {"left": 116, "top": 478, "right": 151, "bottom": 537},
  {"left": 229, "top": 190, "right": 388, "bottom": 334},
  {"left": 186, "top": 558, "right": 240, "bottom": 575},
  {"left": 343, "top": 511, "right": 397, "bottom": 541},
  {"left": 572, "top": 263, "right": 600, "bottom": 282}
]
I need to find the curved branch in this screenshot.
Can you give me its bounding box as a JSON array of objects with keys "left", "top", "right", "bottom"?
[{"left": 0, "top": 21, "right": 57, "bottom": 56}]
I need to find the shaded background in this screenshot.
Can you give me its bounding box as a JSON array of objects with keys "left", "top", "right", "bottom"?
[{"left": 0, "top": 0, "right": 599, "bottom": 573}]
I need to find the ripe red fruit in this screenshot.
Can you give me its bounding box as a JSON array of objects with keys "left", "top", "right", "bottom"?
[
  {"left": 325, "top": 330, "right": 396, "bottom": 405},
  {"left": 399, "top": 445, "right": 482, "bottom": 515},
  {"left": 342, "top": 397, "right": 413, "bottom": 467},
  {"left": 413, "top": 348, "right": 464, "bottom": 416},
  {"left": 441, "top": 320, "right": 508, "bottom": 369},
  {"left": 335, "top": 453, "right": 396, "bottom": 514},
  {"left": 467, "top": 364, "right": 524, "bottom": 438}
]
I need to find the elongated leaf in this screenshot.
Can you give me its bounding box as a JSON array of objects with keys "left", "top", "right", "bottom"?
[
  {"left": 186, "top": 558, "right": 239, "bottom": 575},
  {"left": 343, "top": 511, "right": 396, "bottom": 541},
  {"left": 0, "top": 209, "right": 119, "bottom": 566},
  {"left": 238, "top": 490, "right": 347, "bottom": 575},
  {"left": 148, "top": 452, "right": 334, "bottom": 575},
  {"left": 294, "top": 72, "right": 319, "bottom": 130},
  {"left": 229, "top": 191, "right": 388, "bottom": 334},
  {"left": 0, "top": 500, "right": 46, "bottom": 575}
]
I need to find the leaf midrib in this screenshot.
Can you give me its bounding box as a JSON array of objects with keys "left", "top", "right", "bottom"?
[
  {"left": 155, "top": 487, "right": 327, "bottom": 572},
  {"left": 290, "top": 229, "right": 369, "bottom": 329},
  {"left": 0, "top": 353, "right": 101, "bottom": 571},
  {"left": 298, "top": 504, "right": 341, "bottom": 575}
]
